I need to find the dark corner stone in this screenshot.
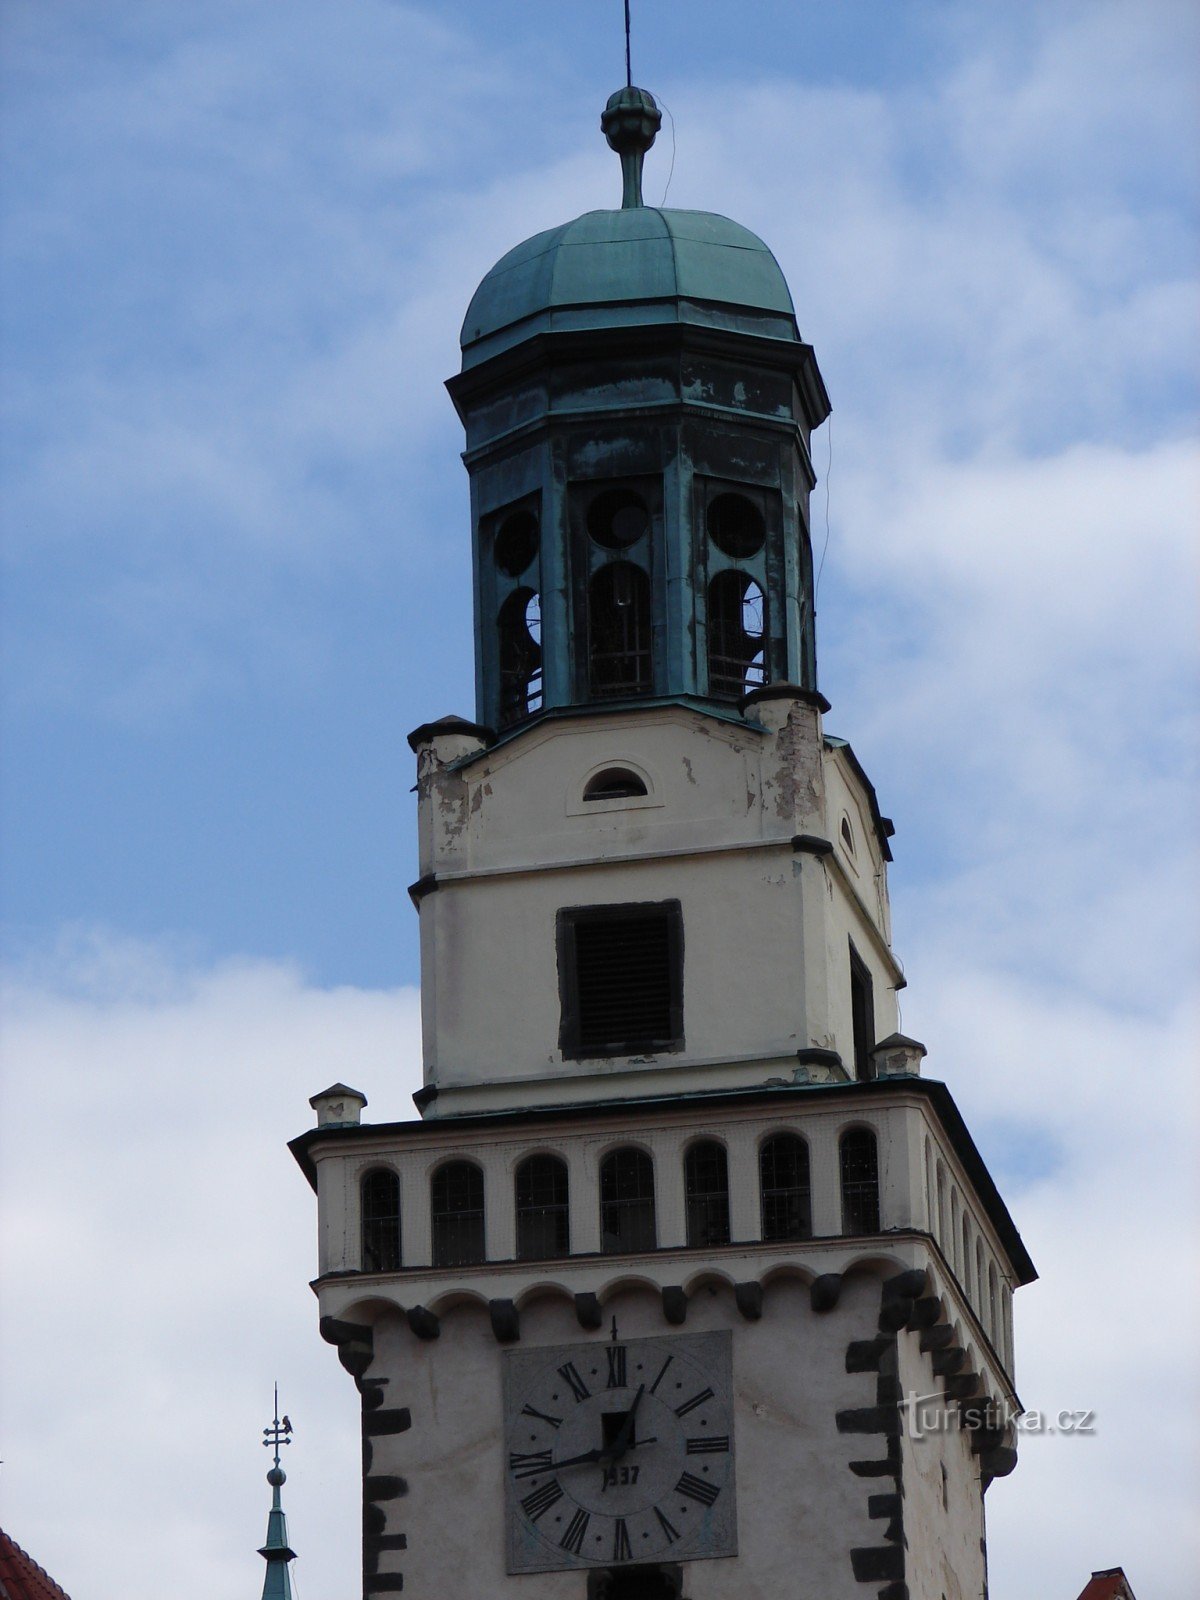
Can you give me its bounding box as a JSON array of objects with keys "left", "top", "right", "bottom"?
[
  {"left": 878, "top": 1298, "right": 914, "bottom": 1333},
  {"left": 849, "top": 1456, "right": 897, "bottom": 1478},
  {"left": 363, "top": 1503, "right": 387, "bottom": 1538},
  {"left": 320, "top": 1314, "right": 374, "bottom": 1349},
  {"left": 810, "top": 1273, "right": 842, "bottom": 1312},
  {"left": 846, "top": 1337, "right": 891, "bottom": 1373},
  {"left": 406, "top": 714, "right": 493, "bottom": 752},
  {"left": 919, "top": 1325, "right": 955, "bottom": 1353},
  {"left": 868, "top": 1493, "right": 902, "bottom": 1521},
  {"left": 875, "top": 1373, "right": 902, "bottom": 1408},
  {"left": 364, "top": 1408, "right": 413, "bottom": 1437},
  {"left": 883, "top": 1269, "right": 928, "bottom": 1302},
  {"left": 357, "top": 1378, "right": 389, "bottom": 1410},
  {"left": 365, "top": 1576, "right": 405, "bottom": 1594},
  {"left": 906, "top": 1295, "right": 943, "bottom": 1330},
  {"left": 851, "top": 1545, "right": 905, "bottom": 1583},
  {"left": 376, "top": 1535, "right": 408, "bottom": 1552},
  {"left": 981, "top": 1445, "right": 1019, "bottom": 1482},
  {"left": 836, "top": 1406, "right": 901, "bottom": 1438},
  {"left": 877, "top": 1585, "right": 910, "bottom": 1600},
  {"left": 944, "top": 1371, "right": 980, "bottom": 1401},
  {"left": 796, "top": 1046, "right": 842, "bottom": 1067},
  {"left": 406, "top": 874, "right": 437, "bottom": 908},
  {"left": 406, "top": 1305, "right": 440, "bottom": 1341},
  {"left": 792, "top": 833, "right": 834, "bottom": 857},
  {"left": 364, "top": 1475, "right": 409, "bottom": 1502},
  {"left": 931, "top": 1348, "right": 967, "bottom": 1377},
  {"left": 575, "top": 1292, "right": 603, "bottom": 1330},
  {"left": 662, "top": 1286, "right": 688, "bottom": 1325},
  {"left": 490, "top": 1298, "right": 520, "bottom": 1343},
  {"left": 362, "top": 1438, "right": 372, "bottom": 1475},
  {"left": 734, "top": 1281, "right": 764, "bottom": 1321},
  {"left": 411, "top": 1084, "right": 438, "bottom": 1112}
]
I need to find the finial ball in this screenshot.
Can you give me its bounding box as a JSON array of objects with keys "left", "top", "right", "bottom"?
[
  {"left": 267, "top": 1466, "right": 287, "bottom": 1487},
  {"left": 601, "top": 85, "right": 661, "bottom": 156}
]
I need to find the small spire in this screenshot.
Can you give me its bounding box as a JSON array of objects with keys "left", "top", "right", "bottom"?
[
  {"left": 601, "top": 86, "right": 662, "bottom": 209},
  {"left": 258, "top": 1386, "right": 296, "bottom": 1600}
]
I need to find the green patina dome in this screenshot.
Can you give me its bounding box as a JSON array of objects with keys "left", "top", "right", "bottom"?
[{"left": 460, "top": 205, "right": 800, "bottom": 367}]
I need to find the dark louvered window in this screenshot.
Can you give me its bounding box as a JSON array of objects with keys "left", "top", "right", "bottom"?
[
  {"left": 515, "top": 1153, "right": 570, "bottom": 1260},
  {"left": 360, "top": 1167, "right": 401, "bottom": 1271},
  {"left": 558, "top": 901, "right": 683, "bottom": 1058},
  {"left": 840, "top": 1128, "right": 881, "bottom": 1235}
]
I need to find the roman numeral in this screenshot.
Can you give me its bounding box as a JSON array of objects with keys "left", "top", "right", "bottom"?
[
  {"left": 556, "top": 1362, "right": 590, "bottom": 1402},
  {"left": 648, "top": 1355, "right": 673, "bottom": 1395},
  {"left": 520, "top": 1403, "right": 563, "bottom": 1430},
  {"left": 653, "top": 1506, "right": 680, "bottom": 1544},
  {"left": 606, "top": 1345, "right": 627, "bottom": 1388},
  {"left": 685, "top": 1435, "right": 730, "bottom": 1455},
  {"left": 612, "top": 1518, "right": 632, "bottom": 1561},
  {"left": 675, "top": 1470, "right": 720, "bottom": 1507},
  {"left": 520, "top": 1479, "right": 564, "bottom": 1522},
  {"left": 508, "top": 1449, "right": 554, "bottom": 1478},
  {"left": 674, "top": 1386, "right": 714, "bottom": 1418},
  {"left": 559, "top": 1508, "right": 590, "bottom": 1554}
]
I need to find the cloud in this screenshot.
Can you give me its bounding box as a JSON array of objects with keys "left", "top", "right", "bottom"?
[{"left": 0, "top": 929, "right": 420, "bottom": 1599}]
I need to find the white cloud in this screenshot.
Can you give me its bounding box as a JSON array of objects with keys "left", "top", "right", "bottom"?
[{"left": 0, "top": 930, "right": 420, "bottom": 1599}]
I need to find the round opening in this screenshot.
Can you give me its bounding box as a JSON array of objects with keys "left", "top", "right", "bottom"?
[
  {"left": 707, "top": 492, "right": 765, "bottom": 559},
  {"left": 840, "top": 816, "right": 855, "bottom": 855},
  {"left": 494, "top": 509, "right": 539, "bottom": 576},
  {"left": 588, "top": 488, "right": 650, "bottom": 551}
]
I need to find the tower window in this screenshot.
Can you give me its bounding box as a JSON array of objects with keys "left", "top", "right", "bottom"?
[
  {"left": 430, "top": 1160, "right": 485, "bottom": 1267},
  {"left": 684, "top": 1140, "right": 731, "bottom": 1247},
  {"left": 588, "top": 562, "right": 652, "bottom": 699},
  {"left": 707, "top": 571, "right": 765, "bottom": 699},
  {"left": 759, "top": 1133, "right": 812, "bottom": 1241},
  {"left": 558, "top": 901, "right": 683, "bottom": 1058},
  {"left": 588, "top": 487, "right": 650, "bottom": 551},
  {"left": 600, "top": 1147, "right": 657, "bottom": 1253},
  {"left": 583, "top": 767, "right": 648, "bottom": 801},
  {"left": 515, "top": 1153, "right": 569, "bottom": 1260},
  {"left": 360, "top": 1167, "right": 401, "bottom": 1272},
  {"left": 849, "top": 942, "right": 875, "bottom": 1080},
  {"left": 840, "top": 1128, "right": 880, "bottom": 1234},
  {"left": 706, "top": 492, "right": 765, "bottom": 559},
  {"left": 498, "top": 587, "right": 542, "bottom": 725},
  {"left": 962, "top": 1214, "right": 972, "bottom": 1295},
  {"left": 493, "top": 508, "right": 539, "bottom": 576}
]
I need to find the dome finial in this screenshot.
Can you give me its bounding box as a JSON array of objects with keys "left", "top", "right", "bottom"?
[
  {"left": 259, "top": 1386, "right": 296, "bottom": 1600},
  {"left": 601, "top": 85, "right": 661, "bottom": 209}
]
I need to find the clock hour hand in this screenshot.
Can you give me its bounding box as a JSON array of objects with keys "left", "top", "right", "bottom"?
[
  {"left": 553, "top": 1446, "right": 606, "bottom": 1470},
  {"left": 607, "top": 1384, "right": 645, "bottom": 1462}
]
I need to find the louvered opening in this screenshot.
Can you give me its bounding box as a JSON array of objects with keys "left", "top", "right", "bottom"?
[{"left": 559, "top": 901, "right": 683, "bottom": 1058}]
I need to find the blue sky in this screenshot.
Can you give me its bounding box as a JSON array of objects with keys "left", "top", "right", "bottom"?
[{"left": 1, "top": 3, "right": 1197, "bottom": 1597}]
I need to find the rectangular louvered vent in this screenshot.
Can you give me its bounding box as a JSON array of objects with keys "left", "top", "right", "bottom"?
[{"left": 558, "top": 901, "right": 683, "bottom": 1058}]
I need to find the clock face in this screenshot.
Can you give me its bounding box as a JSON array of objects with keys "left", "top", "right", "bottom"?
[{"left": 503, "top": 1329, "right": 736, "bottom": 1575}]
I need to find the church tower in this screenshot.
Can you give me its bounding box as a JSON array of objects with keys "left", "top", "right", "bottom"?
[{"left": 291, "top": 86, "right": 1035, "bottom": 1600}]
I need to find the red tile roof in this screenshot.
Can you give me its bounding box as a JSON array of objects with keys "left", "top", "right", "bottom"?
[
  {"left": 1076, "top": 1569, "right": 1137, "bottom": 1600},
  {"left": 0, "top": 1531, "right": 71, "bottom": 1600}
]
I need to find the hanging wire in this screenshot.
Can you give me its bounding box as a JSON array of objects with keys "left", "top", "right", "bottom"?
[{"left": 645, "top": 90, "right": 677, "bottom": 206}]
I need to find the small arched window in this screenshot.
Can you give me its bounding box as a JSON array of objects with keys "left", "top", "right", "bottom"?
[
  {"left": 950, "top": 1188, "right": 961, "bottom": 1272},
  {"left": 583, "top": 767, "right": 648, "bottom": 801},
  {"left": 588, "top": 562, "right": 652, "bottom": 699},
  {"left": 498, "top": 587, "right": 542, "bottom": 725},
  {"left": 515, "top": 1153, "right": 569, "bottom": 1261},
  {"left": 760, "top": 1133, "right": 811, "bottom": 1241},
  {"left": 936, "top": 1162, "right": 948, "bottom": 1246},
  {"left": 707, "top": 570, "right": 765, "bottom": 699},
  {"left": 975, "top": 1240, "right": 985, "bottom": 1315},
  {"left": 840, "top": 815, "right": 856, "bottom": 855},
  {"left": 962, "top": 1215, "right": 972, "bottom": 1297},
  {"left": 600, "top": 1147, "right": 656, "bottom": 1254},
  {"left": 360, "top": 1167, "right": 401, "bottom": 1272},
  {"left": 684, "top": 1140, "right": 730, "bottom": 1247},
  {"left": 494, "top": 508, "right": 539, "bottom": 577},
  {"left": 924, "top": 1137, "right": 935, "bottom": 1233},
  {"left": 988, "top": 1263, "right": 1000, "bottom": 1344},
  {"left": 431, "top": 1160, "right": 485, "bottom": 1267},
  {"left": 840, "top": 1128, "right": 880, "bottom": 1234}
]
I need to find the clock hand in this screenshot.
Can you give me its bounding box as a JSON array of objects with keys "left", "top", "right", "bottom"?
[
  {"left": 553, "top": 1446, "right": 605, "bottom": 1469},
  {"left": 607, "top": 1384, "right": 645, "bottom": 1462}
]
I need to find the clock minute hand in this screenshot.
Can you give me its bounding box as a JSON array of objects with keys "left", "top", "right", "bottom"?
[
  {"left": 607, "top": 1384, "right": 646, "bottom": 1462},
  {"left": 553, "top": 1446, "right": 605, "bottom": 1470}
]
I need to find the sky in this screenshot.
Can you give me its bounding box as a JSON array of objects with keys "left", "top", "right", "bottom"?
[{"left": 0, "top": 0, "right": 1197, "bottom": 1595}]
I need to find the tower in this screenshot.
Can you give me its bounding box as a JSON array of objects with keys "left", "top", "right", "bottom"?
[{"left": 292, "top": 87, "right": 1035, "bottom": 1600}]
